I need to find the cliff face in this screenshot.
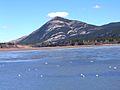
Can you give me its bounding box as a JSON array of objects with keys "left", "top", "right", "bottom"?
[{"left": 17, "top": 17, "right": 120, "bottom": 45}]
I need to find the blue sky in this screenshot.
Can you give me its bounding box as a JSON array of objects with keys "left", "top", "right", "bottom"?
[{"left": 0, "top": 0, "right": 120, "bottom": 42}]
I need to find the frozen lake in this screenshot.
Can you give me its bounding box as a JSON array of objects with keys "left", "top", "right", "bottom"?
[{"left": 0, "top": 45, "right": 120, "bottom": 90}]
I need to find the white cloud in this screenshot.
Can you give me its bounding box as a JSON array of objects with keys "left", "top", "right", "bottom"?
[
  {"left": 48, "top": 12, "right": 69, "bottom": 18},
  {"left": 93, "top": 5, "right": 101, "bottom": 9}
]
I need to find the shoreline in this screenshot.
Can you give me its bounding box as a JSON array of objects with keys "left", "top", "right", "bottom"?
[{"left": 0, "top": 44, "right": 119, "bottom": 52}]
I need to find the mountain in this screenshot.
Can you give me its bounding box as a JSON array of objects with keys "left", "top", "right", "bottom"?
[
  {"left": 17, "top": 17, "right": 120, "bottom": 46},
  {"left": 18, "top": 17, "right": 98, "bottom": 44},
  {"left": 83, "top": 22, "right": 120, "bottom": 40}
]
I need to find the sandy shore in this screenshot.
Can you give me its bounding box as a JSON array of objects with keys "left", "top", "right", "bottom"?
[{"left": 0, "top": 44, "right": 119, "bottom": 52}]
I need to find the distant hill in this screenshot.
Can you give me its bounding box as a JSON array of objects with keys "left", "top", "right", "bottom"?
[
  {"left": 17, "top": 17, "right": 120, "bottom": 46},
  {"left": 10, "top": 36, "right": 27, "bottom": 43}
]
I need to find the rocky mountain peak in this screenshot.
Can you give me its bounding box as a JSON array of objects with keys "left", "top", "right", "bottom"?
[
  {"left": 52, "top": 16, "right": 65, "bottom": 20},
  {"left": 17, "top": 17, "right": 120, "bottom": 45},
  {"left": 49, "top": 16, "right": 72, "bottom": 24}
]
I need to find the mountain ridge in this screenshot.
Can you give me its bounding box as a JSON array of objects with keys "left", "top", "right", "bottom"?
[{"left": 16, "top": 16, "right": 120, "bottom": 46}]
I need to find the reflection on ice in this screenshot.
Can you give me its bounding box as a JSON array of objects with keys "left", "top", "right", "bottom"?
[
  {"left": 34, "top": 68, "right": 38, "bottom": 71},
  {"left": 28, "top": 68, "right": 31, "bottom": 71},
  {"left": 109, "top": 66, "right": 112, "bottom": 69},
  {"left": 96, "top": 74, "right": 99, "bottom": 77},
  {"left": 90, "top": 60, "right": 94, "bottom": 63},
  {"left": 18, "top": 74, "right": 21, "bottom": 77},
  {"left": 45, "top": 62, "right": 48, "bottom": 65},
  {"left": 40, "top": 74, "right": 43, "bottom": 78},
  {"left": 113, "top": 66, "right": 117, "bottom": 70},
  {"left": 80, "top": 74, "right": 85, "bottom": 78}
]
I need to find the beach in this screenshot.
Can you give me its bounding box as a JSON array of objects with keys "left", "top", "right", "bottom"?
[{"left": 0, "top": 44, "right": 119, "bottom": 52}]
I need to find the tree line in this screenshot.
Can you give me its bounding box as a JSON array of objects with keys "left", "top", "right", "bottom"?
[
  {"left": 33, "top": 38, "right": 120, "bottom": 47},
  {"left": 0, "top": 43, "right": 17, "bottom": 48}
]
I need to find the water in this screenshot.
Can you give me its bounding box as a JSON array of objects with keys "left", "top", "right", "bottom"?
[{"left": 0, "top": 45, "right": 120, "bottom": 90}]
